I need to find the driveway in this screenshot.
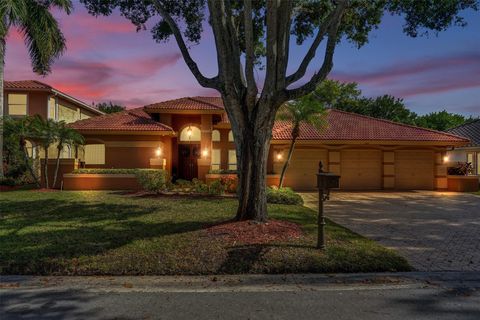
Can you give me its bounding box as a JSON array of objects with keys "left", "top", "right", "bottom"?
[{"left": 301, "top": 191, "right": 480, "bottom": 271}]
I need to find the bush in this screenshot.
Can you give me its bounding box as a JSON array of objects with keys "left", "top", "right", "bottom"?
[
  {"left": 208, "top": 180, "right": 226, "bottom": 195},
  {"left": 0, "top": 177, "right": 16, "bottom": 187},
  {"left": 219, "top": 175, "right": 237, "bottom": 193},
  {"left": 266, "top": 187, "right": 304, "bottom": 205},
  {"left": 192, "top": 178, "right": 209, "bottom": 194},
  {"left": 134, "top": 169, "right": 169, "bottom": 193},
  {"left": 73, "top": 168, "right": 139, "bottom": 174},
  {"left": 175, "top": 179, "right": 192, "bottom": 189}
]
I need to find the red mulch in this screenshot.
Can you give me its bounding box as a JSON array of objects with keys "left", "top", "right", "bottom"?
[{"left": 205, "top": 219, "right": 303, "bottom": 245}]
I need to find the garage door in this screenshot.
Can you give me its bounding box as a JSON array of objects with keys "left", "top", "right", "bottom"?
[
  {"left": 284, "top": 148, "right": 328, "bottom": 191},
  {"left": 340, "top": 149, "right": 382, "bottom": 190},
  {"left": 395, "top": 150, "right": 434, "bottom": 190}
]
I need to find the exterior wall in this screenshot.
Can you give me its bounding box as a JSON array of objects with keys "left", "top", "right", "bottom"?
[
  {"left": 3, "top": 89, "right": 99, "bottom": 121},
  {"left": 40, "top": 158, "right": 79, "bottom": 188},
  {"left": 81, "top": 134, "right": 172, "bottom": 173},
  {"left": 4, "top": 90, "right": 49, "bottom": 118}
]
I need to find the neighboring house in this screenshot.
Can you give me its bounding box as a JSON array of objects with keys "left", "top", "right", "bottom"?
[
  {"left": 70, "top": 97, "right": 469, "bottom": 191},
  {"left": 3, "top": 80, "right": 104, "bottom": 157},
  {"left": 446, "top": 120, "right": 480, "bottom": 175}
]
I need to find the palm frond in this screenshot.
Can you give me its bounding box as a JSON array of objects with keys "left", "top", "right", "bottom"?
[{"left": 19, "top": 0, "right": 68, "bottom": 75}]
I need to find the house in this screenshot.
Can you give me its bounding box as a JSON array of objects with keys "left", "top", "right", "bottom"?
[
  {"left": 3, "top": 80, "right": 104, "bottom": 157},
  {"left": 446, "top": 119, "right": 480, "bottom": 175},
  {"left": 69, "top": 96, "right": 469, "bottom": 191}
]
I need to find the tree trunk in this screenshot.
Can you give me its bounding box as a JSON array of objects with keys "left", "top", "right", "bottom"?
[
  {"left": 278, "top": 132, "right": 299, "bottom": 188},
  {"left": 20, "top": 140, "right": 40, "bottom": 187},
  {"left": 235, "top": 131, "right": 270, "bottom": 222},
  {"left": 52, "top": 146, "right": 62, "bottom": 189},
  {"left": 44, "top": 148, "right": 49, "bottom": 189},
  {"left": 0, "top": 36, "right": 5, "bottom": 179}
]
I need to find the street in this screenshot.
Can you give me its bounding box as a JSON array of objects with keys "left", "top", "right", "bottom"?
[{"left": 1, "top": 273, "right": 479, "bottom": 319}]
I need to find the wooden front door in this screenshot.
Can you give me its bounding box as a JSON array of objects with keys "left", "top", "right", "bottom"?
[{"left": 178, "top": 144, "right": 200, "bottom": 180}]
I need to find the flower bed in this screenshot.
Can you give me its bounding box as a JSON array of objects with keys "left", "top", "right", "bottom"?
[{"left": 205, "top": 173, "right": 280, "bottom": 193}]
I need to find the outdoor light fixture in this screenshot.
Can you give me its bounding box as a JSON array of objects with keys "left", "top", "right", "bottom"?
[
  {"left": 187, "top": 127, "right": 192, "bottom": 137},
  {"left": 276, "top": 152, "right": 283, "bottom": 160},
  {"left": 443, "top": 155, "right": 449, "bottom": 163},
  {"left": 202, "top": 148, "right": 209, "bottom": 157},
  {"left": 155, "top": 147, "right": 162, "bottom": 157}
]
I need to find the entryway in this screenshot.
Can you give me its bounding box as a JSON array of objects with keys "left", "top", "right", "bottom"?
[{"left": 178, "top": 144, "right": 200, "bottom": 180}]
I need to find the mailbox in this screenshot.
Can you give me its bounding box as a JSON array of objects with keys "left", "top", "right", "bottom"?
[{"left": 316, "top": 162, "right": 340, "bottom": 191}]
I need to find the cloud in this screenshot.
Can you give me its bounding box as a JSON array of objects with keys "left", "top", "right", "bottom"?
[{"left": 331, "top": 52, "right": 480, "bottom": 97}]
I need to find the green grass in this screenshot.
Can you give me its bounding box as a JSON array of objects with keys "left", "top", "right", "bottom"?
[{"left": 0, "top": 191, "right": 410, "bottom": 275}]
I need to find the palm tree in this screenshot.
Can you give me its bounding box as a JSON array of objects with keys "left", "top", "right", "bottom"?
[
  {"left": 52, "top": 121, "right": 84, "bottom": 188},
  {"left": 2, "top": 116, "right": 40, "bottom": 186},
  {"left": 31, "top": 116, "right": 57, "bottom": 188},
  {"left": 0, "top": 0, "right": 72, "bottom": 178},
  {"left": 276, "top": 95, "right": 326, "bottom": 188}
]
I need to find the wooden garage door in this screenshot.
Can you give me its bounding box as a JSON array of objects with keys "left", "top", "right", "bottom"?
[
  {"left": 395, "top": 150, "right": 434, "bottom": 190},
  {"left": 340, "top": 149, "right": 382, "bottom": 190},
  {"left": 284, "top": 148, "right": 328, "bottom": 191}
]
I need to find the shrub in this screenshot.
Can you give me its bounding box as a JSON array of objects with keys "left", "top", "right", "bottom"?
[
  {"left": 266, "top": 187, "right": 304, "bottom": 205},
  {"left": 192, "top": 178, "right": 209, "bottom": 194},
  {"left": 208, "top": 180, "right": 226, "bottom": 195},
  {"left": 219, "top": 175, "right": 237, "bottom": 193},
  {"left": 0, "top": 177, "right": 16, "bottom": 187},
  {"left": 73, "top": 168, "right": 139, "bottom": 174},
  {"left": 175, "top": 179, "right": 192, "bottom": 189},
  {"left": 135, "top": 169, "right": 169, "bottom": 193}
]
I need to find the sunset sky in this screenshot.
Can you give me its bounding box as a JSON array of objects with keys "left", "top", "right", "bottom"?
[{"left": 4, "top": 1, "right": 480, "bottom": 116}]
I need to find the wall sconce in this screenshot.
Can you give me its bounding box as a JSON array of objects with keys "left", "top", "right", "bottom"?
[
  {"left": 155, "top": 147, "right": 162, "bottom": 157},
  {"left": 276, "top": 152, "right": 283, "bottom": 161},
  {"left": 443, "top": 155, "right": 449, "bottom": 163},
  {"left": 202, "top": 148, "right": 209, "bottom": 157}
]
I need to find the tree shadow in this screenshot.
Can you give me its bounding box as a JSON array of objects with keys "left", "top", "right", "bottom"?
[
  {"left": 0, "top": 198, "right": 211, "bottom": 274},
  {"left": 218, "top": 245, "right": 267, "bottom": 273}
]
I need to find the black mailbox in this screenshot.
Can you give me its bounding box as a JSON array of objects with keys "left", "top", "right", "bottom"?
[{"left": 316, "top": 161, "right": 340, "bottom": 191}]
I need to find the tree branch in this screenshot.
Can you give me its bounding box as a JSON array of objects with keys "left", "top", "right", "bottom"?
[
  {"left": 243, "top": 0, "right": 258, "bottom": 111},
  {"left": 285, "top": 1, "right": 347, "bottom": 100},
  {"left": 152, "top": 0, "right": 219, "bottom": 89},
  {"left": 286, "top": 0, "right": 347, "bottom": 86}
]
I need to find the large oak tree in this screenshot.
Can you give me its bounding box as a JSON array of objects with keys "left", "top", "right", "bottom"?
[{"left": 80, "top": 0, "right": 478, "bottom": 221}]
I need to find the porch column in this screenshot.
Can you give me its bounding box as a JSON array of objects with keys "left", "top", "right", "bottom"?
[{"left": 198, "top": 114, "right": 212, "bottom": 181}]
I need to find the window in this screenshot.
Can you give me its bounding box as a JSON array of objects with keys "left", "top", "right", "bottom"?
[
  {"left": 228, "top": 149, "right": 237, "bottom": 171},
  {"left": 179, "top": 126, "right": 201, "bottom": 142},
  {"left": 467, "top": 153, "right": 475, "bottom": 174},
  {"left": 477, "top": 153, "right": 480, "bottom": 175},
  {"left": 84, "top": 144, "right": 105, "bottom": 165},
  {"left": 7, "top": 94, "right": 27, "bottom": 116},
  {"left": 228, "top": 130, "right": 234, "bottom": 142},
  {"left": 48, "top": 97, "right": 57, "bottom": 120},
  {"left": 211, "top": 149, "right": 221, "bottom": 170},
  {"left": 212, "top": 130, "right": 220, "bottom": 142}
]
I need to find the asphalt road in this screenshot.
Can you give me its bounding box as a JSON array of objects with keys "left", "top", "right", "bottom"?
[{"left": 1, "top": 273, "right": 479, "bottom": 320}]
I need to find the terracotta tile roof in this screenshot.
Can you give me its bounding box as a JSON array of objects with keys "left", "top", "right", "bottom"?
[
  {"left": 272, "top": 109, "right": 470, "bottom": 143},
  {"left": 69, "top": 96, "right": 469, "bottom": 143},
  {"left": 4, "top": 80, "right": 52, "bottom": 90},
  {"left": 69, "top": 108, "right": 173, "bottom": 132},
  {"left": 446, "top": 119, "right": 480, "bottom": 147},
  {"left": 144, "top": 97, "right": 224, "bottom": 112}
]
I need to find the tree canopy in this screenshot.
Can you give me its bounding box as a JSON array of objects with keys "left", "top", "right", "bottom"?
[
  {"left": 79, "top": 0, "right": 479, "bottom": 221},
  {"left": 96, "top": 102, "right": 126, "bottom": 114}
]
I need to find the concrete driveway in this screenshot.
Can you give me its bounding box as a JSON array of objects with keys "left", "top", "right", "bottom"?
[{"left": 301, "top": 191, "right": 480, "bottom": 271}]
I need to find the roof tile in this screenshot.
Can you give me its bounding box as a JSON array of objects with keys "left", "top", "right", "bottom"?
[{"left": 447, "top": 119, "right": 480, "bottom": 147}]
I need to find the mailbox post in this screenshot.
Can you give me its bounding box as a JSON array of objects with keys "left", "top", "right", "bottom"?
[{"left": 316, "top": 161, "right": 340, "bottom": 249}]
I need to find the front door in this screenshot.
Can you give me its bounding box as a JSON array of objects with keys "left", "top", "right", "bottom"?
[{"left": 178, "top": 144, "right": 200, "bottom": 180}]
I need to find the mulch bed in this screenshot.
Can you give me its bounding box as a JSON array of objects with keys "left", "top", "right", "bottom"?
[{"left": 205, "top": 219, "right": 303, "bottom": 245}]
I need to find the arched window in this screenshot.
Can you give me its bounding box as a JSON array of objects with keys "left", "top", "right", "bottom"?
[
  {"left": 228, "top": 130, "right": 234, "bottom": 142},
  {"left": 179, "top": 126, "right": 201, "bottom": 142},
  {"left": 212, "top": 130, "right": 220, "bottom": 142},
  {"left": 60, "top": 145, "right": 71, "bottom": 159}
]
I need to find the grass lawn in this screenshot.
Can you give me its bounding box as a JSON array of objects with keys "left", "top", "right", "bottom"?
[{"left": 0, "top": 190, "right": 410, "bottom": 275}]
